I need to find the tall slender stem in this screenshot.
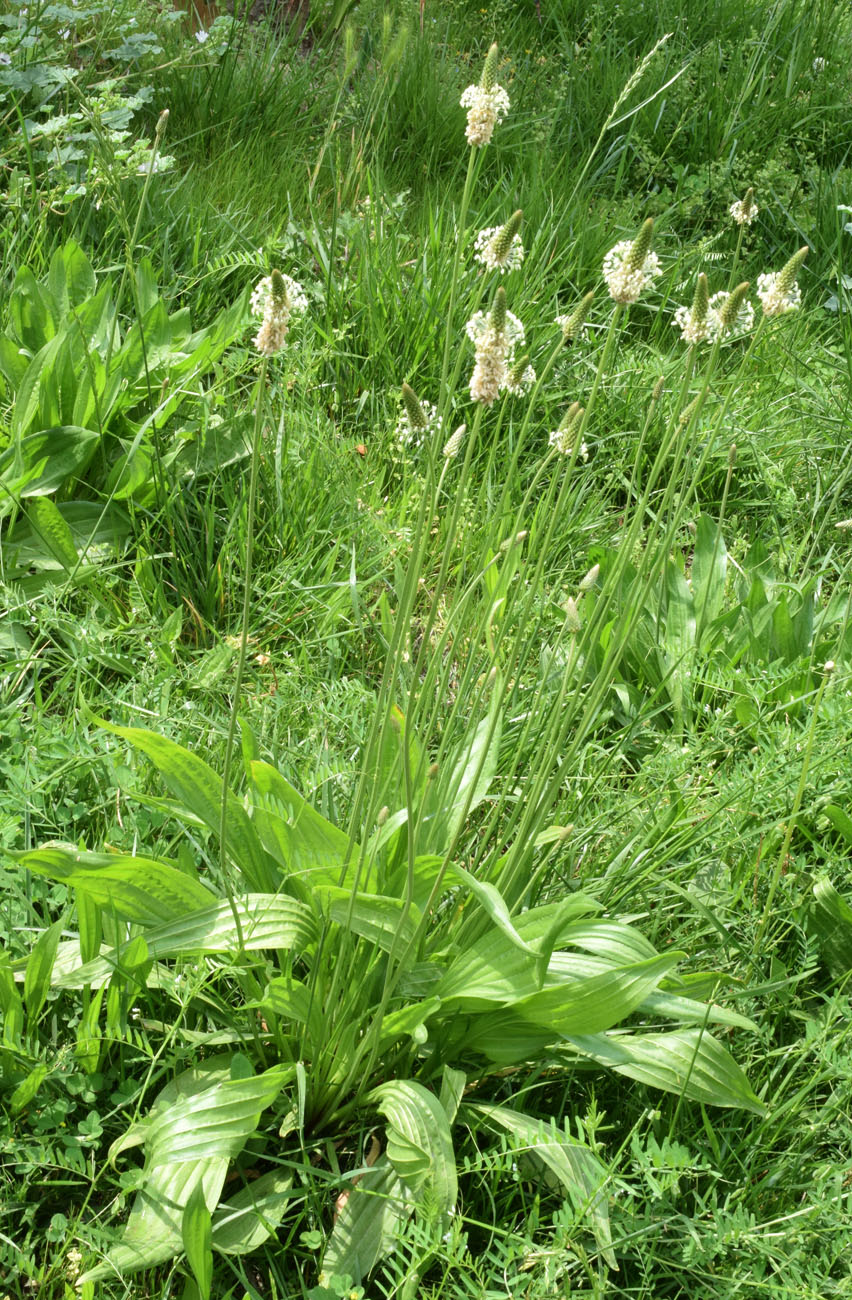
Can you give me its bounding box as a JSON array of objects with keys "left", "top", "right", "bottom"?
[{"left": 218, "top": 357, "right": 269, "bottom": 948}]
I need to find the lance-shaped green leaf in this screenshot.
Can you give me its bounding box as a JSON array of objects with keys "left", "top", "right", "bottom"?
[
  {"left": 568, "top": 1027, "right": 765, "bottom": 1113},
  {"left": 261, "top": 977, "right": 324, "bottom": 1044},
  {"left": 513, "top": 952, "right": 682, "bottom": 1036},
  {"left": 692, "top": 514, "right": 727, "bottom": 640},
  {"left": 0, "top": 425, "right": 100, "bottom": 503},
  {"left": 104, "top": 725, "right": 278, "bottom": 891},
  {"left": 468, "top": 1103, "right": 615, "bottom": 1267},
  {"left": 248, "top": 759, "right": 360, "bottom": 887},
  {"left": 370, "top": 1079, "right": 457, "bottom": 1220},
  {"left": 25, "top": 497, "right": 78, "bottom": 571},
  {"left": 422, "top": 694, "right": 502, "bottom": 853},
  {"left": 211, "top": 1167, "right": 295, "bottom": 1255},
  {"left": 24, "top": 917, "right": 64, "bottom": 1024},
  {"left": 81, "top": 1061, "right": 290, "bottom": 1282},
  {"left": 53, "top": 895, "right": 317, "bottom": 988},
  {"left": 47, "top": 240, "right": 96, "bottom": 322},
  {"left": 327, "top": 890, "right": 422, "bottom": 952},
  {"left": 322, "top": 1158, "right": 412, "bottom": 1282},
  {"left": 434, "top": 896, "right": 602, "bottom": 1007},
  {"left": 182, "top": 1182, "right": 213, "bottom": 1300},
  {"left": 16, "top": 845, "right": 214, "bottom": 925}
]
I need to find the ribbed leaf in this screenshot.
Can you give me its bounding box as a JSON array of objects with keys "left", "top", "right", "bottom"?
[
  {"left": 262, "top": 977, "right": 324, "bottom": 1044},
  {"left": 692, "top": 515, "right": 727, "bottom": 638},
  {"left": 423, "top": 697, "right": 502, "bottom": 853},
  {"left": 23, "top": 917, "right": 64, "bottom": 1024},
  {"left": 806, "top": 876, "right": 852, "bottom": 978},
  {"left": 53, "top": 895, "right": 316, "bottom": 988},
  {"left": 434, "top": 897, "right": 604, "bottom": 1007},
  {"left": 248, "top": 759, "right": 354, "bottom": 885},
  {"left": 182, "top": 1182, "right": 213, "bottom": 1300},
  {"left": 0, "top": 425, "right": 99, "bottom": 498},
  {"left": 569, "top": 1027, "right": 764, "bottom": 1113},
  {"left": 81, "top": 1060, "right": 289, "bottom": 1282},
  {"left": 322, "top": 1158, "right": 411, "bottom": 1282},
  {"left": 47, "top": 240, "right": 96, "bottom": 320},
  {"left": 515, "top": 953, "right": 682, "bottom": 1035},
  {"left": 370, "top": 1080, "right": 457, "bottom": 1220},
  {"left": 105, "top": 725, "right": 278, "bottom": 892},
  {"left": 468, "top": 1103, "right": 615, "bottom": 1267},
  {"left": 211, "top": 1167, "right": 295, "bottom": 1254},
  {"left": 26, "top": 497, "right": 78, "bottom": 570},
  {"left": 328, "top": 891, "right": 421, "bottom": 952},
  {"left": 18, "top": 845, "right": 213, "bottom": 925}
]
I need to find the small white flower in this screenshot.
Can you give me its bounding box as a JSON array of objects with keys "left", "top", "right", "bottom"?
[
  {"left": 473, "top": 225, "right": 525, "bottom": 271},
  {"left": 602, "top": 240, "right": 660, "bottom": 305},
  {"left": 555, "top": 313, "right": 587, "bottom": 341},
  {"left": 503, "top": 364, "right": 535, "bottom": 395},
  {"left": 673, "top": 303, "right": 709, "bottom": 344},
  {"left": 756, "top": 271, "right": 801, "bottom": 316},
  {"left": 812, "top": 56, "right": 826, "bottom": 73},
  {"left": 465, "top": 309, "right": 524, "bottom": 352},
  {"left": 729, "top": 196, "right": 758, "bottom": 225},
  {"left": 469, "top": 348, "right": 506, "bottom": 406},
  {"left": 465, "top": 306, "right": 525, "bottom": 406},
  {"left": 706, "top": 290, "right": 754, "bottom": 339},
  {"left": 195, "top": 28, "right": 209, "bottom": 42},
  {"left": 396, "top": 401, "right": 442, "bottom": 450},
  {"left": 250, "top": 274, "right": 308, "bottom": 318},
  {"left": 443, "top": 424, "right": 466, "bottom": 458},
  {"left": 65, "top": 1248, "right": 83, "bottom": 1281},
  {"left": 460, "top": 83, "right": 510, "bottom": 147},
  {"left": 251, "top": 272, "right": 307, "bottom": 356},
  {"left": 549, "top": 430, "right": 588, "bottom": 460}
]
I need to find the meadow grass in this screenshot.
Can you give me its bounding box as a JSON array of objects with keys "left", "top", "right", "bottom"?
[{"left": 1, "top": 0, "right": 852, "bottom": 1296}]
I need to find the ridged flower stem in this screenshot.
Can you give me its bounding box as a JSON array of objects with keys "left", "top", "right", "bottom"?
[
  {"left": 438, "top": 146, "right": 480, "bottom": 421},
  {"left": 488, "top": 327, "right": 585, "bottom": 531},
  {"left": 573, "top": 303, "right": 623, "bottom": 447},
  {"left": 727, "top": 221, "right": 746, "bottom": 293},
  {"left": 215, "top": 360, "right": 271, "bottom": 1066},
  {"left": 218, "top": 358, "right": 268, "bottom": 952}
]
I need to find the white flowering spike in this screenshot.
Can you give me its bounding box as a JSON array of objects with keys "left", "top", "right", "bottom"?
[
  {"left": 549, "top": 403, "right": 587, "bottom": 458},
  {"left": 503, "top": 354, "right": 535, "bottom": 396},
  {"left": 397, "top": 383, "right": 442, "bottom": 448},
  {"left": 673, "top": 272, "right": 710, "bottom": 344},
  {"left": 251, "top": 270, "right": 307, "bottom": 356},
  {"left": 556, "top": 290, "right": 595, "bottom": 341},
  {"left": 443, "top": 424, "right": 466, "bottom": 459},
  {"left": 466, "top": 287, "right": 526, "bottom": 406},
  {"left": 563, "top": 596, "right": 581, "bottom": 634},
  {"left": 602, "top": 219, "right": 660, "bottom": 304},
  {"left": 579, "top": 563, "right": 600, "bottom": 590},
  {"left": 460, "top": 42, "right": 510, "bottom": 147},
  {"left": 757, "top": 247, "right": 808, "bottom": 317},
  {"left": 729, "top": 188, "right": 758, "bottom": 226},
  {"left": 474, "top": 210, "right": 524, "bottom": 271},
  {"left": 706, "top": 285, "right": 754, "bottom": 340}
]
